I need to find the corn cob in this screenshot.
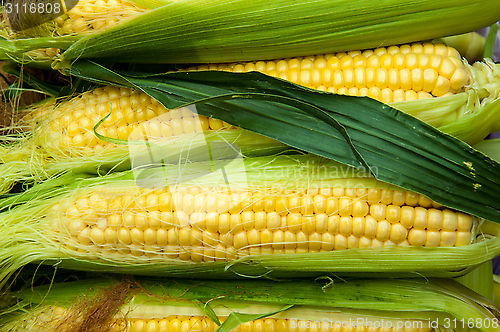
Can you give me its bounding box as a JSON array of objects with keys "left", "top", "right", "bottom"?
[
  {"left": 52, "top": 183, "right": 475, "bottom": 262},
  {"left": 2, "top": 278, "right": 498, "bottom": 332},
  {"left": 27, "top": 85, "right": 238, "bottom": 157},
  {"left": 18, "top": 311, "right": 436, "bottom": 332},
  {"left": 2, "top": 0, "right": 150, "bottom": 38},
  {"left": 178, "top": 43, "right": 500, "bottom": 137},
  {"left": 0, "top": 84, "right": 284, "bottom": 195},
  {"left": 1, "top": 155, "right": 498, "bottom": 282},
  {"left": 184, "top": 43, "right": 469, "bottom": 103}
]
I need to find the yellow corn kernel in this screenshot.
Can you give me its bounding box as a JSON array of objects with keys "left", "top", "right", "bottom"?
[{"left": 51, "top": 185, "right": 475, "bottom": 262}]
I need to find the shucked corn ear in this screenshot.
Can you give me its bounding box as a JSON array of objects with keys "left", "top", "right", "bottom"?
[
  {"left": 185, "top": 43, "right": 469, "bottom": 103},
  {"left": 27, "top": 86, "right": 242, "bottom": 156},
  {"left": 2, "top": 277, "right": 499, "bottom": 332},
  {"left": 0, "top": 85, "right": 286, "bottom": 194},
  {"left": 2, "top": 0, "right": 500, "bottom": 64},
  {"left": 49, "top": 179, "right": 475, "bottom": 258},
  {"left": 0, "top": 155, "right": 499, "bottom": 282}
]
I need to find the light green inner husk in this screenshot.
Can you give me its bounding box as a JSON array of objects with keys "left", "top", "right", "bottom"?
[{"left": 455, "top": 261, "right": 494, "bottom": 301}]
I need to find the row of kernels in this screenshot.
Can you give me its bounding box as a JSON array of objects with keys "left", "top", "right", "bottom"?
[
  {"left": 231, "top": 224, "right": 409, "bottom": 250},
  {"left": 398, "top": 207, "right": 473, "bottom": 231},
  {"left": 125, "top": 316, "right": 211, "bottom": 332},
  {"left": 61, "top": 188, "right": 443, "bottom": 215},
  {"left": 66, "top": 188, "right": 441, "bottom": 211},
  {"left": 212, "top": 44, "right": 460, "bottom": 72},
  {"left": 73, "top": 212, "right": 470, "bottom": 252},
  {"left": 67, "top": 237, "right": 415, "bottom": 261},
  {"left": 317, "top": 86, "right": 433, "bottom": 103},
  {"left": 266, "top": 67, "right": 454, "bottom": 98},
  {"left": 92, "top": 191, "right": 436, "bottom": 216},
  {"left": 379, "top": 42, "right": 460, "bottom": 58},
  {"left": 65, "top": 203, "right": 373, "bottom": 232},
  {"left": 236, "top": 318, "right": 431, "bottom": 332},
  {"left": 367, "top": 190, "right": 440, "bottom": 208},
  {"left": 407, "top": 228, "right": 472, "bottom": 247}
]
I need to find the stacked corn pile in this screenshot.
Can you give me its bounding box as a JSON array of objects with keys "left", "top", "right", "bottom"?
[{"left": 1, "top": 1, "right": 500, "bottom": 331}]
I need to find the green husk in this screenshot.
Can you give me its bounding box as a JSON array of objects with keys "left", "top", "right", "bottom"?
[
  {"left": 435, "top": 59, "right": 500, "bottom": 144},
  {"left": 1, "top": 277, "right": 498, "bottom": 332},
  {"left": 2, "top": 0, "right": 500, "bottom": 64},
  {"left": 0, "top": 155, "right": 499, "bottom": 285},
  {"left": 483, "top": 23, "right": 500, "bottom": 60}
]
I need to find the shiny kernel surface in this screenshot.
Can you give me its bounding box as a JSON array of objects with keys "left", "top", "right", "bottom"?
[
  {"left": 50, "top": 184, "right": 475, "bottom": 262},
  {"left": 188, "top": 43, "right": 468, "bottom": 105}
]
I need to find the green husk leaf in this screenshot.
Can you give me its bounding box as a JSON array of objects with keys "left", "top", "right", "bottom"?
[
  {"left": 483, "top": 23, "right": 499, "bottom": 60},
  {"left": 3, "top": 0, "right": 500, "bottom": 63},
  {"left": 215, "top": 305, "right": 294, "bottom": 332},
  {"left": 61, "top": 60, "right": 500, "bottom": 223},
  {"left": 57, "top": 0, "right": 500, "bottom": 64}
]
